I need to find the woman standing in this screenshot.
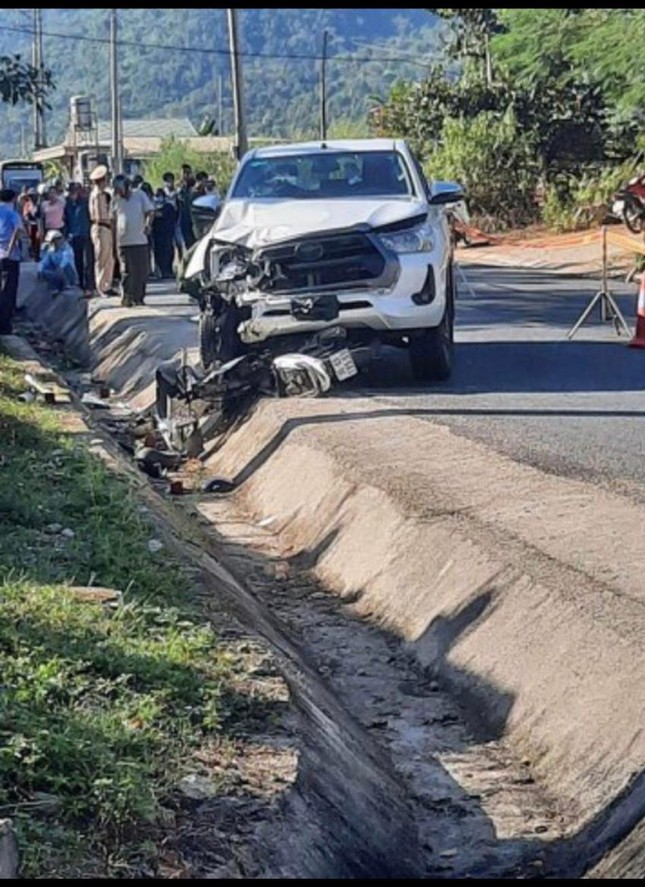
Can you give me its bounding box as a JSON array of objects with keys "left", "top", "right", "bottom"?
[
  {"left": 40, "top": 185, "right": 66, "bottom": 237},
  {"left": 22, "top": 189, "right": 42, "bottom": 260}
]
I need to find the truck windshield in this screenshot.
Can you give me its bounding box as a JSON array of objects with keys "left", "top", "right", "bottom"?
[{"left": 231, "top": 151, "right": 414, "bottom": 199}]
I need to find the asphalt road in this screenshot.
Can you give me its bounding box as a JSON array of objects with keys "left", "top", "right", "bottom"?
[
  {"left": 144, "top": 261, "right": 645, "bottom": 501},
  {"left": 367, "top": 261, "right": 645, "bottom": 503}
]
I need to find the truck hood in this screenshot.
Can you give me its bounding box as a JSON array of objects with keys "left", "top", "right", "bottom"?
[{"left": 212, "top": 197, "right": 428, "bottom": 248}]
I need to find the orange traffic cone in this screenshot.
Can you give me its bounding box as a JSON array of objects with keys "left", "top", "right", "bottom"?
[{"left": 629, "top": 270, "right": 645, "bottom": 348}]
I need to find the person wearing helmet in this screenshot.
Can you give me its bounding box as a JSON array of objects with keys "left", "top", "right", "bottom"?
[
  {"left": 110, "top": 174, "right": 155, "bottom": 306},
  {"left": 37, "top": 229, "right": 78, "bottom": 295}
]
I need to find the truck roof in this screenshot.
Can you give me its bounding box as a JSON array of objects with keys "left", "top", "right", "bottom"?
[{"left": 247, "top": 138, "right": 405, "bottom": 160}]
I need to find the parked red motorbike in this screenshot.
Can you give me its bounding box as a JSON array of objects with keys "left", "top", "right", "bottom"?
[{"left": 611, "top": 173, "right": 645, "bottom": 233}]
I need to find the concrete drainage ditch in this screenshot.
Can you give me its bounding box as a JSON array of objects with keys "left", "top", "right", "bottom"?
[
  {"left": 76, "top": 390, "right": 640, "bottom": 879},
  {"left": 58, "top": 399, "right": 574, "bottom": 880},
  {"left": 8, "top": 286, "right": 644, "bottom": 878}
]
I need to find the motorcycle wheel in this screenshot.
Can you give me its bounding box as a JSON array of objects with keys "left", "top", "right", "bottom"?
[
  {"left": 198, "top": 307, "right": 217, "bottom": 370},
  {"left": 623, "top": 196, "right": 644, "bottom": 234},
  {"left": 199, "top": 302, "right": 245, "bottom": 370}
]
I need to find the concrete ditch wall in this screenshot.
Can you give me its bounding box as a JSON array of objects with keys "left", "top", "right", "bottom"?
[
  {"left": 17, "top": 263, "right": 91, "bottom": 366},
  {"left": 85, "top": 306, "right": 644, "bottom": 874},
  {"left": 202, "top": 398, "right": 645, "bottom": 865}
]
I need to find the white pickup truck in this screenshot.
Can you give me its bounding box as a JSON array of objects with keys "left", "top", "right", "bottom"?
[{"left": 182, "top": 138, "right": 464, "bottom": 382}]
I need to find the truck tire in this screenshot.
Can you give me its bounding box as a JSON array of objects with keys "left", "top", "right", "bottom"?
[
  {"left": 409, "top": 309, "right": 454, "bottom": 382},
  {"left": 409, "top": 265, "right": 455, "bottom": 382}
]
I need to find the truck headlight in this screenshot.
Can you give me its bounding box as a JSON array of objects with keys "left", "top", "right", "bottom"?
[{"left": 378, "top": 221, "right": 434, "bottom": 254}]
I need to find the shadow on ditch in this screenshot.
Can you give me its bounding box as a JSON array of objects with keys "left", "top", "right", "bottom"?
[
  {"left": 215, "top": 398, "right": 645, "bottom": 495},
  {"left": 196, "top": 500, "right": 645, "bottom": 880}
]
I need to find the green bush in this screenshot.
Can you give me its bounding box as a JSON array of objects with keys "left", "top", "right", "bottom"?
[
  {"left": 424, "top": 110, "right": 540, "bottom": 229},
  {"left": 541, "top": 160, "right": 640, "bottom": 232},
  {"left": 143, "top": 136, "right": 236, "bottom": 193},
  {"left": 541, "top": 183, "right": 578, "bottom": 232}
]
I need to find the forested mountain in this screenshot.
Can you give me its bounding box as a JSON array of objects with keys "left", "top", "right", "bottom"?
[{"left": 0, "top": 8, "right": 440, "bottom": 155}]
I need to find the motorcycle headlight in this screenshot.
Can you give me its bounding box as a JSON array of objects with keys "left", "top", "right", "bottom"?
[{"left": 378, "top": 221, "right": 434, "bottom": 254}]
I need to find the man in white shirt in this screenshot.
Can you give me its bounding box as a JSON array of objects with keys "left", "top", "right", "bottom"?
[{"left": 110, "top": 175, "right": 154, "bottom": 307}]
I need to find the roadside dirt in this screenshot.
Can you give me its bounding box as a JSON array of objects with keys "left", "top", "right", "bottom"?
[{"left": 458, "top": 222, "right": 643, "bottom": 279}]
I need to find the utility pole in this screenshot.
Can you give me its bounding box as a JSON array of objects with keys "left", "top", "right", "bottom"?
[
  {"left": 32, "top": 8, "right": 42, "bottom": 150},
  {"left": 32, "top": 9, "right": 38, "bottom": 150},
  {"left": 38, "top": 8, "right": 46, "bottom": 147},
  {"left": 109, "top": 9, "right": 122, "bottom": 175},
  {"left": 217, "top": 73, "right": 223, "bottom": 136},
  {"left": 483, "top": 31, "right": 493, "bottom": 87},
  {"left": 227, "top": 9, "right": 247, "bottom": 161},
  {"left": 320, "top": 29, "right": 329, "bottom": 141}
]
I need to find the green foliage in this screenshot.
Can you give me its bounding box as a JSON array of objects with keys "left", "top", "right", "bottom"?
[
  {"left": 426, "top": 8, "right": 505, "bottom": 88},
  {"left": 375, "top": 7, "right": 645, "bottom": 230},
  {"left": 430, "top": 7, "right": 505, "bottom": 42},
  {"left": 494, "top": 8, "right": 645, "bottom": 154},
  {"left": 327, "top": 117, "right": 372, "bottom": 140},
  {"left": 424, "top": 112, "right": 538, "bottom": 227},
  {"left": 143, "top": 136, "right": 236, "bottom": 191},
  {"left": 0, "top": 53, "right": 53, "bottom": 107},
  {"left": 541, "top": 161, "right": 642, "bottom": 233},
  {"left": 0, "top": 352, "right": 267, "bottom": 877},
  {"left": 428, "top": 8, "right": 505, "bottom": 77}
]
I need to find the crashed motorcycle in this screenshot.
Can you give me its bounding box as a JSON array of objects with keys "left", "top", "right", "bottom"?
[
  {"left": 154, "top": 242, "right": 377, "bottom": 456},
  {"left": 611, "top": 173, "right": 645, "bottom": 234}
]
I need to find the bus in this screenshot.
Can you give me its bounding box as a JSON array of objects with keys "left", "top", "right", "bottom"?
[{"left": 0, "top": 160, "right": 45, "bottom": 195}]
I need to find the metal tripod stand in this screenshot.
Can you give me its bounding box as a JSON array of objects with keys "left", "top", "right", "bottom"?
[{"left": 566, "top": 226, "right": 632, "bottom": 340}]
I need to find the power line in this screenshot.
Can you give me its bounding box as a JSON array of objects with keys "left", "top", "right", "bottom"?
[
  {"left": 350, "top": 38, "right": 435, "bottom": 65},
  {"left": 0, "top": 23, "right": 431, "bottom": 68}
]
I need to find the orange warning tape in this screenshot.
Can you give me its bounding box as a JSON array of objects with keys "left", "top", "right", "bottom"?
[
  {"left": 458, "top": 221, "right": 645, "bottom": 254},
  {"left": 517, "top": 230, "right": 599, "bottom": 249},
  {"left": 606, "top": 230, "right": 645, "bottom": 256}
]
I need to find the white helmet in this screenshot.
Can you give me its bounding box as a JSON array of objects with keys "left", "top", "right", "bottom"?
[{"left": 272, "top": 354, "right": 331, "bottom": 398}]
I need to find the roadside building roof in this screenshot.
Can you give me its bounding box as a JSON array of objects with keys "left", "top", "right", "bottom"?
[{"left": 97, "top": 117, "right": 198, "bottom": 140}]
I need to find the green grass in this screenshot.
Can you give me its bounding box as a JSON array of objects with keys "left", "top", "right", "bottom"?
[{"left": 0, "top": 352, "right": 264, "bottom": 877}]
